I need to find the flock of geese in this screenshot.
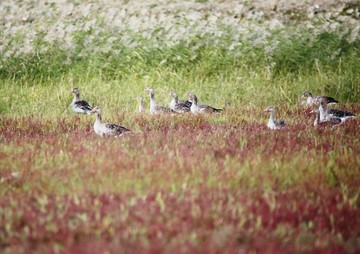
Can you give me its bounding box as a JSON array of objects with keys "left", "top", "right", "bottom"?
[{"left": 70, "top": 87, "right": 356, "bottom": 137}]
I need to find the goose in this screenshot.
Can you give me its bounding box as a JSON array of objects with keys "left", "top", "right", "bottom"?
[
  {"left": 318, "top": 98, "right": 355, "bottom": 123},
  {"left": 144, "top": 87, "right": 176, "bottom": 115},
  {"left": 137, "top": 96, "right": 145, "bottom": 113},
  {"left": 187, "top": 93, "right": 222, "bottom": 114},
  {"left": 310, "top": 108, "right": 341, "bottom": 128},
  {"left": 169, "top": 92, "right": 191, "bottom": 113},
  {"left": 90, "top": 106, "right": 130, "bottom": 137},
  {"left": 71, "top": 87, "right": 93, "bottom": 114},
  {"left": 300, "top": 91, "right": 338, "bottom": 106},
  {"left": 264, "top": 106, "right": 286, "bottom": 130}
]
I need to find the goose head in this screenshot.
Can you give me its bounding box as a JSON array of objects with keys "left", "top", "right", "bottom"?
[
  {"left": 71, "top": 87, "right": 80, "bottom": 95},
  {"left": 186, "top": 92, "right": 194, "bottom": 101},
  {"left": 263, "top": 106, "right": 275, "bottom": 113},
  {"left": 187, "top": 93, "right": 198, "bottom": 105},
  {"left": 301, "top": 91, "right": 312, "bottom": 99},
  {"left": 90, "top": 106, "right": 101, "bottom": 114},
  {"left": 170, "top": 92, "right": 178, "bottom": 99},
  {"left": 144, "top": 87, "right": 155, "bottom": 95},
  {"left": 318, "top": 97, "right": 328, "bottom": 108},
  {"left": 138, "top": 95, "right": 144, "bottom": 102}
]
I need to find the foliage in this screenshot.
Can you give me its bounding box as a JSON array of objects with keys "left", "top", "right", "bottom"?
[
  {"left": 1, "top": 1, "right": 360, "bottom": 253},
  {"left": 1, "top": 0, "right": 360, "bottom": 114},
  {"left": 1, "top": 109, "right": 360, "bottom": 253}
]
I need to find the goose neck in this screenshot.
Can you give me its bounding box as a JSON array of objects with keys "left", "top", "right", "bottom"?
[
  {"left": 269, "top": 111, "right": 275, "bottom": 122},
  {"left": 149, "top": 91, "right": 155, "bottom": 101},
  {"left": 139, "top": 101, "right": 144, "bottom": 113},
  {"left": 149, "top": 92, "right": 156, "bottom": 108},
  {"left": 96, "top": 112, "right": 102, "bottom": 124},
  {"left": 73, "top": 93, "right": 80, "bottom": 102},
  {"left": 169, "top": 98, "right": 176, "bottom": 110},
  {"left": 314, "top": 112, "right": 320, "bottom": 126},
  {"left": 192, "top": 96, "right": 198, "bottom": 106},
  {"left": 307, "top": 97, "right": 313, "bottom": 104},
  {"left": 319, "top": 103, "right": 328, "bottom": 121}
]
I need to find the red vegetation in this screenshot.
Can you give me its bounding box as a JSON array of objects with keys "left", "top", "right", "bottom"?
[
  {"left": 1, "top": 187, "right": 359, "bottom": 253},
  {"left": 0, "top": 106, "right": 359, "bottom": 253}
]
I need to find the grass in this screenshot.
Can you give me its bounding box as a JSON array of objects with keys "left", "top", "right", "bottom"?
[
  {"left": 1, "top": 30, "right": 360, "bottom": 118},
  {"left": 1, "top": 2, "right": 360, "bottom": 252},
  {"left": 0, "top": 109, "right": 360, "bottom": 253}
]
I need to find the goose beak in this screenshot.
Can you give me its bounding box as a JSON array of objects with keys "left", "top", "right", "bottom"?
[{"left": 309, "top": 110, "right": 316, "bottom": 114}]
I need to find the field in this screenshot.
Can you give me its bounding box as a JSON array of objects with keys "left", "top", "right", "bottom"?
[{"left": 1, "top": 0, "right": 360, "bottom": 253}]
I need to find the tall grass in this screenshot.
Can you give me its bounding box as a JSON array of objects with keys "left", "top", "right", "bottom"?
[{"left": 1, "top": 27, "right": 360, "bottom": 118}]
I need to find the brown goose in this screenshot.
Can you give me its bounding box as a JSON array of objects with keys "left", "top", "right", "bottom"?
[
  {"left": 144, "top": 87, "right": 176, "bottom": 115},
  {"left": 169, "top": 92, "right": 191, "bottom": 113},
  {"left": 264, "top": 106, "right": 286, "bottom": 130},
  {"left": 90, "top": 107, "right": 130, "bottom": 137},
  {"left": 187, "top": 93, "right": 222, "bottom": 114},
  {"left": 71, "top": 87, "right": 92, "bottom": 114},
  {"left": 300, "top": 91, "right": 338, "bottom": 106}
]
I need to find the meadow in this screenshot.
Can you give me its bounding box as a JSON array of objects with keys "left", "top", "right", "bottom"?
[{"left": 1, "top": 0, "right": 360, "bottom": 253}]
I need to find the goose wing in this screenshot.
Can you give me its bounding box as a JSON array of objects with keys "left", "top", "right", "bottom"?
[
  {"left": 178, "top": 99, "right": 192, "bottom": 108},
  {"left": 316, "top": 96, "right": 339, "bottom": 104},
  {"left": 274, "top": 120, "right": 286, "bottom": 127},
  {"left": 74, "top": 100, "right": 92, "bottom": 111},
  {"left": 322, "top": 96, "right": 339, "bottom": 104},
  {"left": 174, "top": 103, "right": 190, "bottom": 113},
  {"left": 156, "top": 105, "right": 177, "bottom": 113},
  {"left": 105, "top": 123, "right": 130, "bottom": 135},
  {"left": 199, "top": 105, "right": 222, "bottom": 113},
  {"left": 328, "top": 109, "right": 355, "bottom": 118}
]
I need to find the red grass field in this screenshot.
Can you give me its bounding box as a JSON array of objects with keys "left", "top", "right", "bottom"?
[{"left": 1, "top": 106, "right": 360, "bottom": 253}]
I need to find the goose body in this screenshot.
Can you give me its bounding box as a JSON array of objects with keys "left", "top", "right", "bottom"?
[
  {"left": 187, "top": 93, "right": 222, "bottom": 114},
  {"left": 144, "top": 87, "right": 176, "bottom": 115},
  {"left": 169, "top": 92, "right": 191, "bottom": 113},
  {"left": 264, "top": 106, "right": 286, "bottom": 130},
  {"left": 71, "top": 87, "right": 92, "bottom": 114},
  {"left": 91, "top": 107, "right": 130, "bottom": 137},
  {"left": 300, "top": 91, "right": 338, "bottom": 106},
  {"left": 319, "top": 98, "right": 355, "bottom": 123},
  {"left": 310, "top": 109, "right": 341, "bottom": 128}
]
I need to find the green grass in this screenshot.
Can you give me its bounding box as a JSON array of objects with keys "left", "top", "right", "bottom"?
[{"left": 1, "top": 29, "right": 360, "bottom": 118}]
